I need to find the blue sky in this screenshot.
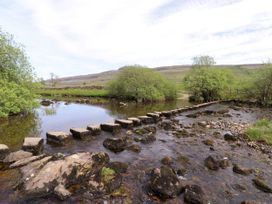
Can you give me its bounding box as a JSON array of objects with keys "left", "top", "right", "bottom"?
[{"left": 0, "top": 0, "right": 271, "bottom": 78}]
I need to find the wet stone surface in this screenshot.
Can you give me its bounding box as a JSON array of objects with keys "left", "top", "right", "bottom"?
[{"left": 1, "top": 102, "right": 272, "bottom": 203}]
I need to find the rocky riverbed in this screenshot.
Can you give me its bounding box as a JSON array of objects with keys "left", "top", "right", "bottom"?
[{"left": 1, "top": 101, "right": 272, "bottom": 204}]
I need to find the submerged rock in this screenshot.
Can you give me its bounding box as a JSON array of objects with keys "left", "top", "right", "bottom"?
[
  {"left": 108, "top": 161, "right": 128, "bottom": 173},
  {"left": 103, "top": 137, "right": 127, "bottom": 153},
  {"left": 252, "top": 178, "right": 272, "bottom": 193},
  {"left": 204, "top": 156, "right": 220, "bottom": 171},
  {"left": 149, "top": 166, "right": 182, "bottom": 199},
  {"left": 233, "top": 164, "right": 254, "bottom": 176},
  {"left": 126, "top": 144, "right": 141, "bottom": 153},
  {"left": 40, "top": 99, "right": 53, "bottom": 106},
  {"left": 241, "top": 200, "right": 262, "bottom": 204},
  {"left": 184, "top": 185, "right": 207, "bottom": 204},
  {"left": 22, "top": 137, "right": 44, "bottom": 155},
  {"left": 161, "top": 156, "right": 173, "bottom": 165}
]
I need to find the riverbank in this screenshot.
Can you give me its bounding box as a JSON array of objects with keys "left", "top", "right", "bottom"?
[{"left": 1, "top": 100, "right": 272, "bottom": 203}]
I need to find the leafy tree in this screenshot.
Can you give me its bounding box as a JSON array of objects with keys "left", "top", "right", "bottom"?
[
  {"left": 49, "top": 72, "right": 59, "bottom": 87},
  {"left": 184, "top": 67, "right": 232, "bottom": 102},
  {"left": 249, "top": 61, "right": 272, "bottom": 104},
  {"left": 0, "top": 28, "right": 37, "bottom": 117},
  {"left": 107, "top": 65, "right": 177, "bottom": 102},
  {"left": 192, "top": 55, "right": 216, "bottom": 68}
]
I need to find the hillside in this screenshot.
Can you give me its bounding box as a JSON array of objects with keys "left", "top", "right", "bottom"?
[{"left": 45, "top": 64, "right": 263, "bottom": 88}]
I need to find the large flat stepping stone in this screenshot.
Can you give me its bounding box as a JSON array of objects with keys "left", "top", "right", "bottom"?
[
  {"left": 70, "top": 128, "right": 92, "bottom": 139},
  {"left": 115, "top": 119, "right": 133, "bottom": 129},
  {"left": 0, "top": 144, "right": 9, "bottom": 160},
  {"left": 138, "top": 116, "right": 154, "bottom": 124},
  {"left": 22, "top": 137, "right": 44, "bottom": 155},
  {"left": 46, "top": 132, "right": 71, "bottom": 145},
  {"left": 127, "top": 117, "right": 141, "bottom": 126},
  {"left": 161, "top": 111, "right": 172, "bottom": 118},
  {"left": 3, "top": 150, "right": 33, "bottom": 163},
  {"left": 87, "top": 124, "right": 101, "bottom": 135},
  {"left": 10, "top": 154, "right": 46, "bottom": 168},
  {"left": 100, "top": 123, "right": 121, "bottom": 134},
  {"left": 146, "top": 113, "right": 161, "bottom": 122}
]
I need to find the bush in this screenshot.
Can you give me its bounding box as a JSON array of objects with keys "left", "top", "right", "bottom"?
[
  {"left": 0, "top": 28, "right": 37, "bottom": 117},
  {"left": 184, "top": 67, "right": 232, "bottom": 102},
  {"left": 248, "top": 62, "right": 272, "bottom": 104},
  {"left": 107, "top": 65, "right": 177, "bottom": 102},
  {"left": 245, "top": 119, "right": 272, "bottom": 144}
]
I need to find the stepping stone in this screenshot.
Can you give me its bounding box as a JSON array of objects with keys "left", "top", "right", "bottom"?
[
  {"left": 100, "top": 123, "right": 121, "bottom": 134},
  {"left": 127, "top": 117, "right": 141, "bottom": 126},
  {"left": 0, "top": 144, "right": 9, "bottom": 160},
  {"left": 70, "top": 128, "right": 92, "bottom": 139},
  {"left": 3, "top": 150, "right": 33, "bottom": 163},
  {"left": 22, "top": 137, "right": 44, "bottom": 155},
  {"left": 138, "top": 116, "right": 154, "bottom": 124},
  {"left": 161, "top": 111, "right": 172, "bottom": 118},
  {"left": 87, "top": 124, "right": 101, "bottom": 135},
  {"left": 146, "top": 113, "right": 161, "bottom": 122},
  {"left": 115, "top": 119, "right": 133, "bottom": 129},
  {"left": 46, "top": 132, "right": 71, "bottom": 145}
]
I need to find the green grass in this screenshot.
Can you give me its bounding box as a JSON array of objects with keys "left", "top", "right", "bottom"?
[
  {"left": 36, "top": 88, "right": 108, "bottom": 97},
  {"left": 100, "top": 167, "right": 116, "bottom": 182},
  {"left": 245, "top": 119, "right": 272, "bottom": 144}
]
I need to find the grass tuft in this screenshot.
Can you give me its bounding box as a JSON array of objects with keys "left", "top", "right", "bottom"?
[{"left": 245, "top": 119, "right": 272, "bottom": 144}]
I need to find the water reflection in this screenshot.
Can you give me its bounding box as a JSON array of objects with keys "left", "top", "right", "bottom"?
[
  {"left": 0, "top": 99, "right": 190, "bottom": 150},
  {"left": 0, "top": 112, "right": 41, "bottom": 151}
]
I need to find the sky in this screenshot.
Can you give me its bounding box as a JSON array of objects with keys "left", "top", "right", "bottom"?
[{"left": 0, "top": 0, "right": 272, "bottom": 78}]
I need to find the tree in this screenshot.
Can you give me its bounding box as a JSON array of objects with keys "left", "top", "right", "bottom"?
[
  {"left": 184, "top": 67, "right": 232, "bottom": 102},
  {"left": 0, "top": 28, "right": 37, "bottom": 117},
  {"left": 49, "top": 72, "right": 59, "bottom": 87},
  {"left": 250, "top": 61, "right": 272, "bottom": 104},
  {"left": 107, "top": 65, "right": 177, "bottom": 102},
  {"left": 192, "top": 55, "right": 216, "bottom": 68}
]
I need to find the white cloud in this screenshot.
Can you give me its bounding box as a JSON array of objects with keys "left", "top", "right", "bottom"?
[{"left": 0, "top": 0, "right": 271, "bottom": 77}]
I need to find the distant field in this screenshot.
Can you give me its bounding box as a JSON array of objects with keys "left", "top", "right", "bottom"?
[
  {"left": 43, "top": 64, "right": 263, "bottom": 91},
  {"left": 36, "top": 88, "right": 108, "bottom": 97}
]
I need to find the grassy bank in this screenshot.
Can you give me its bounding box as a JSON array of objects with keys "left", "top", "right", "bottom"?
[
  {"left": 245, "top": 119, "right": 272, "bottom": 144},
  {"left": 36, "top": 88, "right": 108, "bottom": 97}
]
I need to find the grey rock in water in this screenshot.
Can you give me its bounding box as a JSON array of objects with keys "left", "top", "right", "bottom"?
[
  {"left": 22, "top": 137, "right": 44, "bottom": 155},
  {"left": 46, "top": 131, "right": 71, "bottom": 145},
  {"left": 184, "top": 185, "right": 207, "bottom": 204},
  {"left": 87, "top": 124, "right": 101, "bottom": 135},
  {"left": 138, "top": 116, "right": 154, "bottom": 124},
  {"left": 115, "top": 119, "right": 134, "bottom": 129},
  {"left": 149, "top": 166, "right": 182, "bottom": 199},
  {"left": 127, "top": 117, "right": 141, "bottom": 126},
  {"left": 100, "top": 123, "right": 121, "bottom": 134},
  {"left": 146, "top": 113, "right": 161, "bottom": 122},
  {"left": 103, "top": 137, "right": 127, "bottom": 153},
  {"left": 70, "top": 128, "right": 92, "bottom": 139}
]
